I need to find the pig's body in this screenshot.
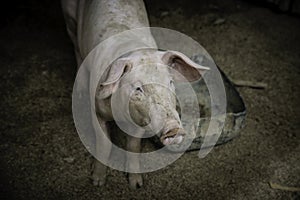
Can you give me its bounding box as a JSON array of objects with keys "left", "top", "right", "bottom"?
[
  {"left": 62, "top": 0, "right": 209, "bottom": 189},
  {"left": 61, "top": 0, "right": 151, "bottom": 65}
]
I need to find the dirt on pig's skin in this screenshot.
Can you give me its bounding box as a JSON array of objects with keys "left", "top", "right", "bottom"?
[{"left": 0, "top": 0, "right": 299, "bottom": 199}]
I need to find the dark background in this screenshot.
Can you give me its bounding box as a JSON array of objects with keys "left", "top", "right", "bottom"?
[{"left": 0, "top": 0, "right": 299, "bottom": 199}]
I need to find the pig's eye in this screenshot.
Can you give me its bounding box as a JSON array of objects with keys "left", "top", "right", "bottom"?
[
  {"left": 170, "top": 80, "right": 174, "bottom": 86},
  {"left": 135, "top": 86, "right": 144, "bottom": 93}
]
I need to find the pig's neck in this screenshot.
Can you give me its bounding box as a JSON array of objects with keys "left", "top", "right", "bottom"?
[
  {"left": 96, "top": 97, "right": 114, "bottom": 121},
  {"left": 78, "top": 0, "right": 151, "bottom": 59}
]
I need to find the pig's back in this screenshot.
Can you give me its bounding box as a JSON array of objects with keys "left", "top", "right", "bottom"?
[{"left": 78, "top": 0, "right": 150, "bottom": 59}]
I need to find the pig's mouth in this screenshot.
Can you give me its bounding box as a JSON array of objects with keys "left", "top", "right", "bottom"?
[{"left": 160, "top": 128, "right": 185, "bottom": 146}]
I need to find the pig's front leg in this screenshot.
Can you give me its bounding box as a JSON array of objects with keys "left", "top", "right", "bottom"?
[
  {"left": 126, "top": 132, "right": 144, "bottom": 189},
  {"left": 91, "top": 115, "right": 112, "bottom": 186}
]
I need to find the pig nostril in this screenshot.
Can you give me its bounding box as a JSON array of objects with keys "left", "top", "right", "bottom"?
[{"left": 166, "top": 128, "right": 179, "bottom": 137}]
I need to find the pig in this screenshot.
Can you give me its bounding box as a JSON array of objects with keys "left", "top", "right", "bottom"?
[{"left": 61, "top": 0, "right": 209, "bottom": 189}]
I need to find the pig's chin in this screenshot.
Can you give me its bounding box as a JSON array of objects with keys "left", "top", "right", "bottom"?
[{"left": 160, "top": 128, "right": 185, "bottom": 146}]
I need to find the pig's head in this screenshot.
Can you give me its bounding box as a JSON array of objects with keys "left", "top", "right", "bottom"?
[{"left": 97, "top": 49, "right": 209, "bottom": 146}]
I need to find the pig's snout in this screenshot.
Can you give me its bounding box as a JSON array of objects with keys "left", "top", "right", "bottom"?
[{"left": 160, "top": 128, "right": 185, "bottom": 146}]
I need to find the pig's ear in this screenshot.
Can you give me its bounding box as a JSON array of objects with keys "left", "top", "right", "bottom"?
[
  {"left": 161, "top": 50, "right": 210, "bottom": 82},
  {"left": 97, "top": 59, "right": 131, "bottom": 99}
]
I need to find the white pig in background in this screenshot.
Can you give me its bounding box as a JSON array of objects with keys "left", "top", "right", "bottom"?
[{"left": 61, "top": 0, "right": 209, "bottom": 189}]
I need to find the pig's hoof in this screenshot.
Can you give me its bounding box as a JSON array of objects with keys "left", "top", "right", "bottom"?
[
  {"left": 91, "top": 167, "right": 107, "bottom": 187},
  {"left": 91, "top": 172, "right": 106, "bottom": 186},
  {"left": 128, "top": 173, "right": 143, "bottom": 189}
]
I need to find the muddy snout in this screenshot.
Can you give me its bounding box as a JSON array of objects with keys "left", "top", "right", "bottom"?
[{"left": 160, "top": 128, "right": 185, "bottom": 146}]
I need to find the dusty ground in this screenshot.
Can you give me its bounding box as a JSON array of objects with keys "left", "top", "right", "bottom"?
[{"left": 0, "top": 0, "right": 299, "bottom": 199}]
